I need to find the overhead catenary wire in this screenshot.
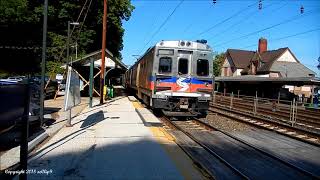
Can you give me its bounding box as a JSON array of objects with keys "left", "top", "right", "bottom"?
[
  {"left": 240, "top": 27, "right": 320, "bottom": 49},
  {"left": 208, "top": 1, "right": 288, "bottom": 41},
  {"left": 139, "top": 0, "right": 185, "bottom": 55},
  {"left": 213, "top": 9, "right": 320, "bottom": 48},
  {"left": 195, "top": 0, "right": 259, "bottom": 37},
  {"left": 182, "top": 1, "right": 215, "bottom": 36},
  {"left": 141, "top": 0, "right": 166, "bottom": 47}
]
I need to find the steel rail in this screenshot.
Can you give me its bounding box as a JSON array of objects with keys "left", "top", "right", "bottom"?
[
  {"left": 210, "top": 105, "right": 320, "bottom": 138},
  {"left": 193, "top": 118, "right": 319, "bottom": 179},
  {"left": 160, "top": 117, "right": 249, "bottom": 179}
]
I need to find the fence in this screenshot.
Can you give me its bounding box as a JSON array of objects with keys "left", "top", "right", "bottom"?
[{"left": 212, "top": 92, "right": 300, "bottom": 127}]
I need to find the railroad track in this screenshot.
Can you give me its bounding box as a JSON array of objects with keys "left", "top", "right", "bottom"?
[
  {"left": 160, "top": 116, "right": 319, "bottom": 179},
  {"left": 212, "top": 98, "right": 320, "bottom": 133},
  {"left": 209, "top": 105, "right": 320, "bottom": 146},
  {"left": 215, "top": 98, "right": 320, "bottom": 128}
]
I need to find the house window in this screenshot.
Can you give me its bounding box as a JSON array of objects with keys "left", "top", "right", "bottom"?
[
  {"left": 197, "top": 59, "right": 209, "bottom": 76},
  {"left": 224, "top": 67, "right": 228, "bottom": 76},
  {"left": 159, "top": 57, "right": 172, "bottom": 73},
  {"left": 178, "top": 58, "right": 188, "bottom": 75}
]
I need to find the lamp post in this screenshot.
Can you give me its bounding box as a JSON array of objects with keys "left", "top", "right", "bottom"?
[
  {"left": 66, "top": 21, "right": 79, "bottom": 127},
  {"left": 67, "top": 22, "right": 79, "bottom": 66}
]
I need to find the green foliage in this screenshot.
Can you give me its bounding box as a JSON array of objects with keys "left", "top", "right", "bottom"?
[
  {"left": 46, "top": 61, "right": 64, "bottom": 77},
  {"left": 0, "top": 0, "right": 135, "bottom": 75},
  {"left": 213, "top": 52, "right": 226, "bottom": 77}
]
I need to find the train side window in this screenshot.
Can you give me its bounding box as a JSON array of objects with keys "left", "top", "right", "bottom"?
[
  {"left": 197, "top": 59, "right": 209, "bottom": 76},
  {"left": 159, "top": 57, "right": 172, "bottom": 73},
  {"left": 178, "top": 58, "right": 188, "bottom": 75}
]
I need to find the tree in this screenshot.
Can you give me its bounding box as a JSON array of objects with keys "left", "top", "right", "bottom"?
[
  {"left": 213, "top": 52, "right": 225, "bottom": 77},
  {"left": 0, "top": 0, "right": 135, "bottom": 75}
]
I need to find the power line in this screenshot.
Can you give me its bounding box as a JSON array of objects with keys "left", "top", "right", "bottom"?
[
  {"left": 141, "top": 0, "right": 166, "bottom": 46},
  {"left": 241, "top": 27, "right": 320, "bottom": 49},
  {"left": 139, "top": 0, "right": 185, "bottom": 55},
  {"left": 182, "top": 2, "right": 215, "bottom": 36},
  {"left": 195, "top": 0, "right": 259, "bottom": 37},
  {"left": 55, "top": 0, "right": 93, "bottom": 62},
  {"left": 78, "top": 0, "right": 93, "bottom": 37},
  {"left": 214, "top": 9, "right": 319, "bottom": 48},
  {"left": 208, "top": 1, "right": 288, "bottom": 41}
]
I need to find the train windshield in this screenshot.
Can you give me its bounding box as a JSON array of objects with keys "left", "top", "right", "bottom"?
[
  {"left": 197, "top": 59, "right": 209, "bottom": 76},
  {"left": 159, "top": 57, "right": 172, "bottom": 73},
  {"left": 178, "top": 58, "right": 188, "bottom": 75}
]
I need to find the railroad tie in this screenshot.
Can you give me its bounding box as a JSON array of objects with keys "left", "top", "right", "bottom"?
[
  {"left": 306, "top": 138, "right": 318, "bottom": 142},
  {"left": 296, "top": 135, "right": 307, "bottom": 138},
  {"left": 261, "top": 124, "right": 270, "bottom": 127},
  {"left": 255, "top": 122, "right": 264, "bottom": 125},
  {"left": 276, "top": 129, "right": 287, "bottom": 133},
  {"left": 286, "top": 131, "right": 296, "bottom": 135}
]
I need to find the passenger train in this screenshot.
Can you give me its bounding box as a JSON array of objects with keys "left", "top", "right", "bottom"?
[{"left": 124, "top": 40, "right": 214, "bottom": 117}]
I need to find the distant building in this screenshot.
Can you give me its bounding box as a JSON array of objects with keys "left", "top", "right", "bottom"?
[
  {"left": 220, "top": 38, "right": 316, "bottom": 97},
  {"left": 221, "top": 38, "right": 315, "bottom": 78}
]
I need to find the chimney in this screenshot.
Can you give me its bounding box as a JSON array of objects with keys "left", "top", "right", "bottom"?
[{"left": 258, "top": 38, "right": 267, "bottom": 53}]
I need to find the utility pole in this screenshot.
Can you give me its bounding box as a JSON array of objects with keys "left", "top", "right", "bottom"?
[
  {"left": 40, "top": 0, "right": 48, "bottom": 127},
  {"left": 100, "top": 0, "right": 108, "bottom": 104}
]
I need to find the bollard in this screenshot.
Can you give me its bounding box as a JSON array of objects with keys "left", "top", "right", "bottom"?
[
  {"left": 230, "top": 92, "right": 233, "bottom": 109},
  {"left": 253, "top": 98, "right": 257, "bottom": 115},
  {"left": 289, "top": 101, "right": 293, "bottom": 123}
]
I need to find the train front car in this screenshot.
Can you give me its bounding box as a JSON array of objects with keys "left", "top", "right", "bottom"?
[{"left": 152, "top": 40, "right": 214, "bottom": 117}]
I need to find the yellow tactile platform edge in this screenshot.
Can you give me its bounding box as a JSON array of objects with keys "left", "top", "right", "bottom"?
[{"left": 130, "top": 99, "right": 205, "bottom": 180}]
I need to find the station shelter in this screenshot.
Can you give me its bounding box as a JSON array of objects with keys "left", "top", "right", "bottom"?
[
  {"left": 65, "top": 49, "right": 127, "bottom": 97},
  {"left": 215, "top": 76, "right": 320, "bottom": 102}
]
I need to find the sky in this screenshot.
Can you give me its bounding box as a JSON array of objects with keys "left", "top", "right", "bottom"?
[{"left": 121, "top": 0, "right": 320, "bottom": 76}]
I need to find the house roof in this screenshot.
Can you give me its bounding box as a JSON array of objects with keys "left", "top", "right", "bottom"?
[
  {"left": 70, "top": 49, "right": 127, "bottom": 70},
  {"left": 260, "top": 48, "right": 287, "bottom": 63},
  {"left": 226, "top": 49, "right": 255, "bottom": 69},
  {"left": 270, "top": 61, "right": 316, "bottom": 77}
]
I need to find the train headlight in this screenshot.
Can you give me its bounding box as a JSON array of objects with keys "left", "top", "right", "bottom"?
[
  {"left": 180, "top": 41, "right": 185, "bottom": 46},
  {"left": 156, "top": 79, "right": 160, "bottom": 85},
  {"left": 186, "top": 41, "right": 191, "bottom": 46},
  {"left": 205, "top": 82, "right": 209, "bottom": 87}
]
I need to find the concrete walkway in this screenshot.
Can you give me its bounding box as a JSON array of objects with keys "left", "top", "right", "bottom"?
[{"left": 23, "top": 97, "right": 202, "bottom": 179}]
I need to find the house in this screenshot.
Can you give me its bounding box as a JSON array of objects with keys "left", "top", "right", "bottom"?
[
  {"left": 220, "top": 38, "right": 317, "bottom": 98},
  {"left": 221, "top": 38, "right": 316, "bottom": 78}
]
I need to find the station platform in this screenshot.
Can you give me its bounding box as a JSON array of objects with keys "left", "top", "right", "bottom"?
[{"left": 23, "top": 96, "right": 203, "bottom": 179}]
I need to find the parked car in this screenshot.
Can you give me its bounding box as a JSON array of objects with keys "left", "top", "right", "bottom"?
[
  {"left": 59, "top": 79, "right": 66, "bottom": 91},
  {"left": 0, "top": 81, "right": 40, "bottom": 137},
  {"left": 7, "top": 76, "right": 26, "bottom": 81},
  {"left": 31, "top": 76, "right": 58, "bottom": 98}
]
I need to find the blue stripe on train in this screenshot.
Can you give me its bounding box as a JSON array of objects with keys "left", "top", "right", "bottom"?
[{"left": 149, "top": 76, "right": 212, "bottom": 84}]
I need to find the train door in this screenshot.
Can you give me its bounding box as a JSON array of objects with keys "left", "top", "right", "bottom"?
[{"left": 176, "top": 50, "right": 192, "bottom": 93}]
